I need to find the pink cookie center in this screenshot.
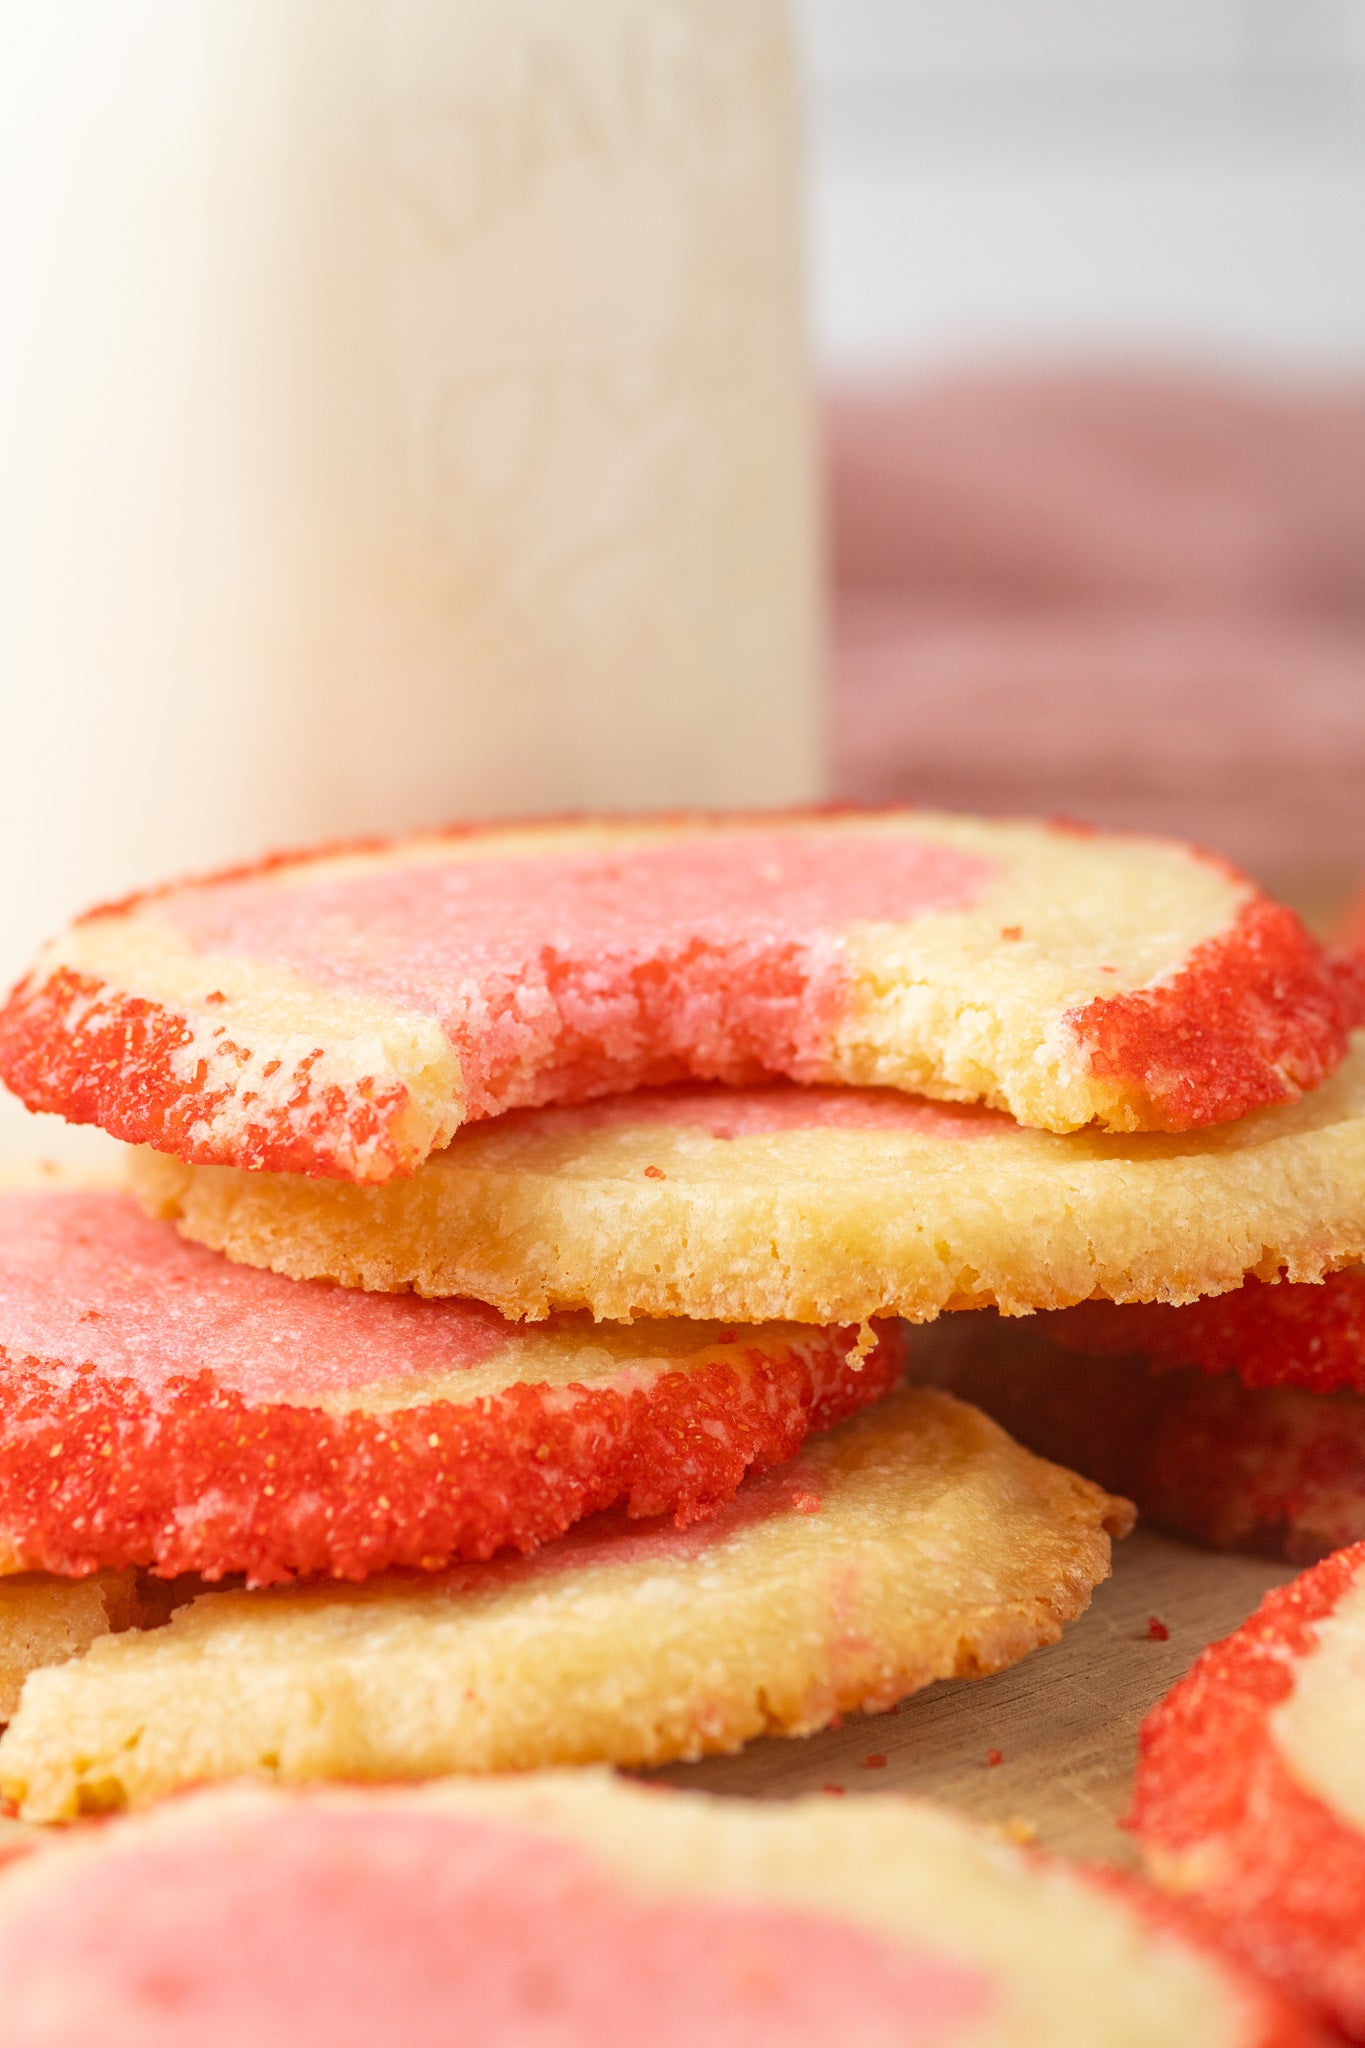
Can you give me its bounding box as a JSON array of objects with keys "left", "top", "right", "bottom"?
[
  {"left": 0, "top": 1191, "right": 507, "bottom": 1406},
  {"left": 163, "top": 831, "right": 998, "bottom": 1117},
  {"left": 431, "top": 1451, "right": 833, "bottom": 1599},
  {"left": 0, "top": 1804, "right": 993, "bottom": 2048},
  {"left": 509, "top": 1082, "right": 1014, "bottom": 1142}
]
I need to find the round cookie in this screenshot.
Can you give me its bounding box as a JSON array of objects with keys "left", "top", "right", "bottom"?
[
  {"left": 1, "top": 811, "right": 1355, "bottom": 1181},
  {"left": 1133, "top": 1544, "right": 1365, "bottom": 2040},
  {"left": 911, "top": 1313, "right": 1365, "bottom": 1564},
  {"left": 132, "top": 1038, "right": 1365, "bottom": 1323},
  {"left": 1046, "top": 1270, "right": 1365, "bottom": 1396},
  {"left": 0, "top": 1185, "right": 898, "bottom": 1586},
  {"left": 0, "top": 1774, "right": 1322, "bottom": 2048},
  {"left": 0, "top": 1387, "right": 1132, "bottom": 1820}
]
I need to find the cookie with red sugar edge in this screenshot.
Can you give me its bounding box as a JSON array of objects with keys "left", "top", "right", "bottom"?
[
  {"left": 0, "top": 1184, "right": 897, "bottom": 1586},
  {"left": 911, "top": 1311, "right": 1365, "bottom": 1565},
  {"left": 0, "top": 810, "right": 1354, "bottom": 1182},
  {"left": 0, "top": 1773, "right": 1325, "bottom": 2048},
  {"left": 1133, "top": 1543, "right": 1365, "bottom": 2041},
  {"left": 1047, "top": 1270, "right": 1365, "bottom": 1397}
]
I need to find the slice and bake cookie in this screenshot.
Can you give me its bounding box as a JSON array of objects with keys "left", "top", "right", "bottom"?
[
  {"left": 915, "top": 1271, "right": 1365, "bottom": 1562},
  {"left": 0, "top": 1184, "right": 898, "bottom": 1584},
  {"left": 1134, "top": 1544, "right": 1365, "bottom": 2040},
  {"left": 133, "top": 1038, "right": 1365, "bottom": 1323},
  {"left": 912, "top": 1312, "right": 1365, "bottom": 1565},
  {"left": 0, "top": 1388, "right": 1131, "bottom": 1820},
  {"left": 0, "top": 1774, "right": 1322, "bottom": 2048},
  {"left": 1, "top": 811, "right": 1354, "bottom": 1181},
  {"left": 1045, "top": 1269, "right": 1365, "bottom": 1396}
]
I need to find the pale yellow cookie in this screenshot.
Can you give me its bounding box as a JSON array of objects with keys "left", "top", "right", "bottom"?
[
  {"left": 0, "top": 1389, "right": 1131, "bottom": 1822},
  {"left": 2, "top": 810, "right": 1355, "bottom": 1180},
  {"left": 134, "top": 1036, "right": 1365, "bottom": 1323},
  {"left": 0, "top": 1774, "right": 1318, "bottom": 2048}
]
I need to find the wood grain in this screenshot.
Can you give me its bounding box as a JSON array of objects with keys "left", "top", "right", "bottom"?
[{"left": 653, "top": 1528, "right": 1293, "bottom": 1866}]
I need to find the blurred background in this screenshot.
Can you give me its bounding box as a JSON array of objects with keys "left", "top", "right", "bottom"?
[
  {"left": 802, "top": 0, "right": 1365, "bottom": 900},
  {"left": 0, "top": 0, "right": 1362, "bottom": 1159}
]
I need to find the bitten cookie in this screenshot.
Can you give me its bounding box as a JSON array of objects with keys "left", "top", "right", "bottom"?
[
  {"left": 1133, "top": 1544, "right": 1365, "bottom": 2040},
  {"left": 0, "top": 1774, "right": 1323, "bottom": 2048},
  {"left": 1, "top": 810, "right": 1354, "bottom": 1180},
  {"left": 0, "top": 1184, "right": 897, "bottom": 1585},
  {"left": 132, "top": 1038, "right": 1365, "bottom": 1323},
  {"left": 911, "top": 1312, "right": 1365, "bottom": 1565},
  {"left": 0, "top": 1388, "right": 1132, "bottom": 1820}
]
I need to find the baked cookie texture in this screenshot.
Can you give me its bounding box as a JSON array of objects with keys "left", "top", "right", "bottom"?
[
  {"left": 132, "top": 1038, "right": 1365, "bottom": 1323},
  {"left": 1134, "top": 1545, "right": 1365, "bottom": 2041},
  {"left": 0, "top": 1775, "right": 1323, "bottom": 2048},
  {"left": 1046, "top": 1268, "right": 1365, "bottom": 1395},
  {"left": 0, "top": 1571, "right": 139, "bottom": 1722},
  {"left": 0, "top": 1388, "right": 1131, "bottom": 1821},
  {"left": 910, "top": 1313, "right": 1365, "bottom": 1565},
  {"left": 0, "top": 1185, "right": 896, "bottom": 1585},
  {"left": 0, "top": 811, "right": 1354, "bottom": 1182}
]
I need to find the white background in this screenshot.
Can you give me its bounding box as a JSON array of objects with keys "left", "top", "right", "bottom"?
[{"left": 793, "top": 0, "right": 1365, "bottom": 373}]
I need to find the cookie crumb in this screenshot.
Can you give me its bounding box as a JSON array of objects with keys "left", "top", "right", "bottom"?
[
  {"left": 1146, "top": 1616, "right": 1170, "bottom": 1642},
  {"left": 821, "top": 1783, "right": 846, "bottom": 1797},
  {"left": 985, "top": 1748, "right": 1004, "bottom": 1768},
  {"left": 643, "top": 1165, "right": 666, "bottom": 1180},
  {"left": 863, "top": 1754, "right": 887, "bottom": 1770},
  {"left": 790, "top": 1491, "right": 822, "bottom": 1514}
]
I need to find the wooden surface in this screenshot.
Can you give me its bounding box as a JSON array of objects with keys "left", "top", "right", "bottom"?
[{"left": 655, "top": 1527, "right": 1293, "bottom": 1867}]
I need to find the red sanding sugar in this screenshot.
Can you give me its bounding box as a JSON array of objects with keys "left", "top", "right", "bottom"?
[
  {"left": 0, "top": 828, "right": 996, "bottom": 1177},
  {"left": 1051, "top": 1269, "right": 1365, "bottom": 1398},
  {"left": 1133, "top": 1546, "right": 1365, "bottom": 2041},
  {"left": 1068, "top": 896, "right": 1356, "bottom": 1133},
  {"left": 0, "top": 1332, "right": 901, "bottom": 1586},
  {"left": 4, "top": 815, "right": 1352, "bottom": 1181},
  {"left": 0, "top": 1189, "right": 901, "bottom": 1584}
]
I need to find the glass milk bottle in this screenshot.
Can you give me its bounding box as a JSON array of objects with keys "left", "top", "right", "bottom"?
[{"left": 0, "top": 0, "right": 821, "bottom": 1160}]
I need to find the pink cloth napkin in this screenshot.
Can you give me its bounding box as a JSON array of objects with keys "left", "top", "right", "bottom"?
[{"left": 827, "top": 370, "right": 1365, "bottom": 878}]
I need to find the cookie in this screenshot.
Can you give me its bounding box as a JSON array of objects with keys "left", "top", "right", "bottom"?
[
  {"left": 131, "top": 1037, "right": 1365, "bottom": 1323},
  {"left": 0, "top": 1571, "right": 140, "bottom": 1722},
  {"left": 0, "top": 1387, "right": 1131, "bottom": 1820},
  {"left": 1045, "top": 1269, "right": 1365, "bottom": 1396},
  {"left": 0, "top": 1773, "right": 1322, "bottom": 2048},
  {"left": 1, "top": 811, "right": 1354, "bottom": 1182},
  {"left": 1133, "top": 1544, "right": 1365, "bottom": 2040},
  {"left": 911, "top": 1313, "right": 1365, "bottom": 1564},
  {"left": 0, "top": 1184, "right": 897, "bottom": 1586}
]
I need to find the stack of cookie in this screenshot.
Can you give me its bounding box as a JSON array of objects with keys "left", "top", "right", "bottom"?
[{"left": 0, "top": 808, "right": 1360, "bottom": 1835}]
